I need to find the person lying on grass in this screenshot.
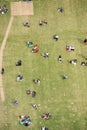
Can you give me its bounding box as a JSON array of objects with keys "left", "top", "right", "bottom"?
[
  {"left": 32, "top": 44, "right": 39, "bottom": 53},
  {"left": 41, "top": 113, "right": 51, "bottom": 120},
  {"left": 39, "top": 19, "right": 48, "bottom": 26},
  {"left": 41, "top": 52, "right": 49, "bottom": 58},
  {"left": 66, "top": 45, "right": 75, "bottom": 51},
  {"left": 69, "top": 59, "right": 77, "bottom": 65}
]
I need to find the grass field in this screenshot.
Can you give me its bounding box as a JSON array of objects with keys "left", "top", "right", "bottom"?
[{"left": 0, "top": 0, "right": 87, "bottom": 130}]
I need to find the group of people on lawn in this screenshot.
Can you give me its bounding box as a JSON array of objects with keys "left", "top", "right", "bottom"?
[
  {"left": 15, "top": 59, "right": 50, "bottom": 128},
  {"left": 0, "top": 4, "right": 8, "bottom": 14},
  {"left": 17, "top": 13, "right": 87, "bottom": 128},
  {"left": 1, "top": 6, "right": 87, "bottom": 130}
]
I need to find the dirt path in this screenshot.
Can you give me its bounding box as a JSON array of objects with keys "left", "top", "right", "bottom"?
[
  {"left": 0, "top": 2, "right": 33, "bottom": 102},
  {"left": 0, "top": 16, "right": 14, "bottom": 102}
]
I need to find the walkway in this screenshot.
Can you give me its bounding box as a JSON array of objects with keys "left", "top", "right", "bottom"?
[{"left": 0, "top": 16, "right": 14, "bottom": 102}]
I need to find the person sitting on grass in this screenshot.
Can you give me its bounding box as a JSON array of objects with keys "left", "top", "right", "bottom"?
[
  {"left": 32, "top": 91, "right": 36, "bottom": 97},
  {"left": 33, "top": 79, "right": 41, "bottom": 85},
  {"left": 57, "top": 7, "right": 63, "bottom": 12},
  {"left": 17, "top": 75, "right": 23, "bottom": 81},
  {"left": 84, "top": 39, "right": 87, "bottom": 44},
  {"left": 26, "top": 90, "right": 31, "bottom": 95},
  {"left": 16, "top": 60, "right": 22, "bottom": 66},
  {"left": 13, "top": 100, "right": 19, "bottom": 105},
  {"left": 39, "top": 20, "right": 43, "bottom": 26},
  {"left": 81, "top": 62, "right": 85, "bottom": 66},
  {"left": 23, "top": 22, "right": 30, "bottom": 27},
  {"left": 41, "top": 126, "right": 49, "bottom": 130},
  {"left": 53, "top": 34, "right": 59, "bottom": 41},
  {"left": 1, "top": 68, "right": 4, "bottom": 74},
  {"left": 81, "top": 62, "right": 87, "bottom": 66},
  {"left": 63, "top": 74, "right": 68, "bottom": 79},
  {"left": 27, "top": 41, "right": 33, "bottom": 48},
  {"left": 32, "top": 104, "right": 37, "bottom": 110},
  {"left": 42, "top": 19, "right": 48, "bottom": 24},
  {"left": 58, "top": 55, "right": 62, "bottom": 63}
]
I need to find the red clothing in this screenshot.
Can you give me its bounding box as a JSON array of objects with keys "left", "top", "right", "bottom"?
[{"left": 34, "top": 48, "right": 39, "bottom": 53}]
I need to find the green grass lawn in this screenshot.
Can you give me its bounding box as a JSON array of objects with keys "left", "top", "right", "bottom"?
[{"left": 0, "top": 0, "right": 87, "bottom": 130}]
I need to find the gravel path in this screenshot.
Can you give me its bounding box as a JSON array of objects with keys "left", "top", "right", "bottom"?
[{"left": 0, "top": 16, "right": 14, "bottom": 102}]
